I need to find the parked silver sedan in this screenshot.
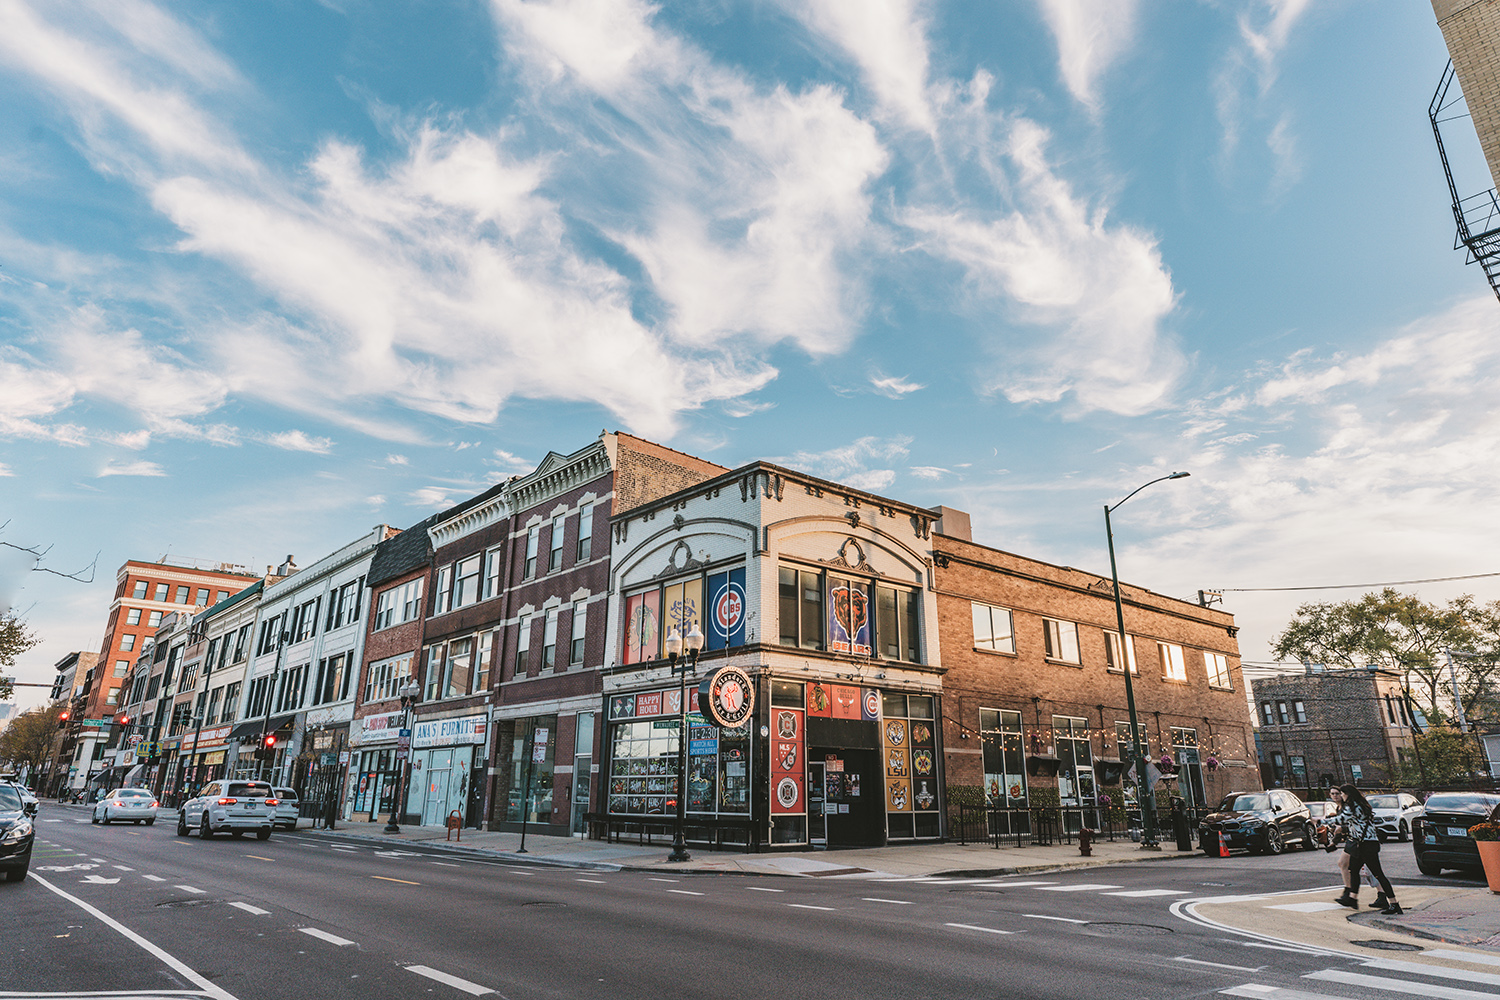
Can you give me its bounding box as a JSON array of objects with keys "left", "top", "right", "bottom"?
[{"left": 92, "top": 788, "right": 159, "bottom": 826}]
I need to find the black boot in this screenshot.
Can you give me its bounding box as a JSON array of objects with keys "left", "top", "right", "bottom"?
[
  {"left": 1369, "top": 893, "right": 1388, "bottom": 910},
  {"left": 1336, "top": 891, "right": 1358, "bottom": 909},
  {"left": 1381, "top": 900, "right": 1403, "bottom": 915}
]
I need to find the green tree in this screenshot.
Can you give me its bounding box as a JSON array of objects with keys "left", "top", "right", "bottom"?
[
  {"left": 0, "top": 611, "right": 42, "bottom": 702},
  {"left": 1390, "top": 727, "right": 1490, "bottom": 788},
  {"left": 1271, "top": 589, "right": 1500, "bottom": 724},
  {"left": 0, "top": 702, "right": 64, "bottom": 777}
]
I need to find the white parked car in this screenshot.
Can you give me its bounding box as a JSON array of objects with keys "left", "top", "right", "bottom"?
[
  {"left": 92, "top": 788, "right": 158, "bottom": 826},
  {"left": 176, "top": 779, "right": 275, "bottom": 840},
  {"left": 272, "top": 787, "right": 300, "bottom": 831},
  {"left": 1367, "top": 792, "right": 1423, "bottom": 842}
]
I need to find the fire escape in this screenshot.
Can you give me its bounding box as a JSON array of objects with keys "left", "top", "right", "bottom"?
[{"left": 1431, "top": 61, "right": 1500, "bottom": 302}]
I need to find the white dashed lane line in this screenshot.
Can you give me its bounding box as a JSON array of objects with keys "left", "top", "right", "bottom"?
[
  {"left": 431, "top": 862, "right": 461, "bottom": 867},
  {"left": 299, "top": 927, "right": 355, "bottom": 947},
  {"left": 862, "top": 898, "right": 913, "bottom": 905},
  {"left": 647, "top": 877, "right": 678, "bottom": 883},
  {"left": 746, "top": 887, "right": 783, "bottom": 893},
  {"left": 112, "top": 865, "right": 135, "bottom": 872},
  {"left": 175, "top": 885, "right": 205, "bottom": 894},
  {"left": 142, "top": 875, "right": 165, "bottom": 882},
  {"left": 666, "top": 889, "right": 704, "bottom": 896},
  {"left": 1105, "top": 889, "right": 1188, "bottom": 898},
  {"left": 576, "top": 878, "right": 606, "bottom": 884},
  {"left": 406, "top": 965, "right": 494, "bottom": 996},
  {"left": 787, "top": 904, "right": 835, "bottom": 911},
  {"left": 229, "top": 902, "right": 270, "bottom": 916},
  {"left": 946, "top": 923, "right": 1016, "bottom": 936},
  {"left": 1024, "top": 914, "right": 1087, "bottom": 924}
]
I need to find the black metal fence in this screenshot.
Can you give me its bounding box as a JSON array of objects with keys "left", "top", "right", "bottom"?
[{"left": 951, "top": 804, "right": 1212, "bottom": 849}]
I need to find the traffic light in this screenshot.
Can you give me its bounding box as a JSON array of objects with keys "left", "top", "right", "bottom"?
[
  {"left": 57, "top": 710, "right": 70, "bottom": 728},
  {"left": 255, "top": 733, "right": 277, "bottom": 760}
]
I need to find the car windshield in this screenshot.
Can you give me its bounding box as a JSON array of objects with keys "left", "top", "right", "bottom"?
[
  {"left": 1424, "top": 794, "right": 1500, "bottom": 815},
  {"left": 1222, "top": 794, "right": 1269, "bottom": 812},
  {"left": 228, "top": 783, "right": 271, "bottom": 798},
  {"left": 0, "top": 787, "right": 22, "bottom": 811},
  {"left": 1367, "top": 795, "right": 1398, "bottom": 809},
  {"left": 275, "top": 789, "right": 296, "bottom": 799}
]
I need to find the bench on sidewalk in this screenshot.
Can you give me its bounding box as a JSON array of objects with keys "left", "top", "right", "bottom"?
[{"left": 584, "top": 812, "right": 759, "bottom": 853}]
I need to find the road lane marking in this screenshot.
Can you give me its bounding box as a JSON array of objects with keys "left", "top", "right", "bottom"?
[
  {"left": 243, "top": 855, "right": 273, "bottom": 861},
  {"left": 229, "top": 902, "right": 270, "bottom": 915},
  {"left": 1106, "top": 889, "right": 1188, "bottom": 897},
  {"left": 945, "top": 922, "right": 1015, "bottom": 935},
  {"left": 787, "top": 903, "right": 834, "bottom": 911},
  {"left": 1424, "top": 950, "right": 1500, "bottom": 968},
  {"left": 746, "top": 887, "right": 784, "bottom": 892},
  {"left": 1036, "top": 884, "right": 1121, "bottom": 892},
  {"left": 1361, "top": 958, "right": 1500, "bottom": 987},
  {"left": 142, "top": 875, "right": 165, "bottom": 882},
  {"left": 175, "top": 886, "right": 205, "bottom": 894},
  {"left": 978, "top": 880, "right": 1057, "bottom": 887},
  {"left": 432, "top": 861, "right": 461, "bottom": 867},
  {"left": 27, "top": 872, "right": 241, "bottom": 1000},
  {"left": 1306, "top": 969, "right": 1497, "bottom": 999},
  {"left": 575, "top": 878, "right": 606, "bottom": 883},
  {"left": 1174, "top": 956, "right": 1266, "bottom": 973},
  {"left": 666, "top": 889, "right": 704, "bottom": 896},
  {"left": 1023, "top": 914, "right": 1086, "bottom": 924},
  {"left": 648, "top": 877, "right": 679, "bottom": 883},
  {"left": 112, "top": 865, "right": 135, "bottom": 871},
  {"left": 862, "top": 898, "right": 913, "bottom": 905},
  {"left": 299, "top": 927, "right": 355, "bottom": 947},
  {"left": 370, "top": 875, "right": 420, "bottom": 885},
  {"left": 406, "top": 965, "right": 494, "bottom": 996},
  {"left": 1266, "top": 902, "right": 1343, "bottom": 913}
]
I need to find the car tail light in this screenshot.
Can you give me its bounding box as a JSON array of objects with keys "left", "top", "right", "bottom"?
[
  {"left": 150, "top": 801, "right": 159, "bottom": 808},
  {"left": 217, "top": 797, "right": 237, "bottom": 805},
  {"left": 265, "top": 798, "right": 279, "bottom": 806},
  {"left": 113, "top": 801, "right": 124, "bottom": 807}
]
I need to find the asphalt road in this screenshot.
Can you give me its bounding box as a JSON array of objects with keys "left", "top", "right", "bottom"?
[{"left": 1, "top": 804, "right": 1490, "bottom": 1000}]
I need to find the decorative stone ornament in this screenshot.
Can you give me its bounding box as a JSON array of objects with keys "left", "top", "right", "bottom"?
[{"left": 697, "top": 666, "right": 755, "bottom": 729}]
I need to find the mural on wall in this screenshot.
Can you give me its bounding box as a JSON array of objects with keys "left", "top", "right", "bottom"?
[
  {"left": 828, "top": 577, "right": 871, "bottom": 656},
  {"left": 624, "top": 590, "right": 660, "bottom": 664}
]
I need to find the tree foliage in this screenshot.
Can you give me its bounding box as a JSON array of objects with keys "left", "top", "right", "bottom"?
[
  {"left": 1271, "top": 589, "right": 1500, "bottom": 726},
  {"left": 1389, "top": 727, "right": 1491, "bottom": 788},
  {"left": 0, "top": 702, "right": 63, "bottom": 776},
  {"left": 0, "top": 611, "right": 42, "bottom": 702}
]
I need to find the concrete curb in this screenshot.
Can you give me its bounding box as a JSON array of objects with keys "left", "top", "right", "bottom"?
[{"left": 293, "top": 825, "right": 627, "bottom": 871}]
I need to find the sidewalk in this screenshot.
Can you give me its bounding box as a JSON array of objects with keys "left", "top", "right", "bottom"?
[
  {"left": 1190, "top": 884, "right": 1500, "bottom": 964},
  {"left": 291, "top": 819, "right": 1201, "bottom": 877}
]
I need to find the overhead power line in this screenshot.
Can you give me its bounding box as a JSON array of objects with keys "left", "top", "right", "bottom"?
[{"left": 1218, "top": 571, "right": 1500, "bottom": 594}]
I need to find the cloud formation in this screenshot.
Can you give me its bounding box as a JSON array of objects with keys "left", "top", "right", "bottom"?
[{"left": 1033, "top": 0, "right": 1139, "bottom": 110}]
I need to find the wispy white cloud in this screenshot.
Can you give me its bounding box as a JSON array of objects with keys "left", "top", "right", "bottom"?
[
  {"left": 489, "top": 449, "right": 531, "bottom": 473},
  {"left": 1033, "top": 0, "right": 1139, "bottom": 110},
  {"left": 908, "top": 465, "right": 949, "bottom": 480},
  {"left": 98, "top": 459, "right": 166, "bottom": 477},
  {"left": 261, "top": 430, "right": 334, "bottom": 454},
  {"left": 0, "top": 463, "right": 13, "bottom": 477},
  {"left": 1214, "top": 0, "right": 1312, "bottom": 188},
  {"left": 869, "top": 373, "right": 925, "bottom": 398},
  {"left": 785, "top": 0, "right": 934, "bottom": 131},
  {"left": 782, "top": 435, "right": 913, "bottom": 492},
  {"left": 386, "top": 454, "right": 409, "bottom": 465}
]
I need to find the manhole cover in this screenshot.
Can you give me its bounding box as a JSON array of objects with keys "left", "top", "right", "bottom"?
[
  {"left": 521, "top": 901, "right": 565, "bottom": 908},
  {"left": 1085, "top": 922, "right": 1173, "bottom": 937},
  {"left": 1352, "top": 939, "right": 1422, "bottom": 952},
  {"left": 156, "top": 899, "right": 217, "bottom": 908}
]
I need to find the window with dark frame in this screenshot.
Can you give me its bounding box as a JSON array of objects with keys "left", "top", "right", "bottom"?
[
  {"left": 454, "top": 555, "right": 482, "bottom": 609},
  {"left": 542, "top": 608, "right": 559, "bottom": 670},
  {"left": 1261, "top": 702, "right": 1275, "bottom": 726},
  {"left": 570, "top": 601, "right": 587, "bottom": 665},
  {"left": 549, "top": 515, "right": 565, "bottom": 572},
  {"left": 576, "top": 503, "right": 593, "bottom": 562},
  {"left": 1043, "top": 618, "right": 1081, "bottom": 664},
  {"left": 1293, "top": 700, "right": 1308, "bottom": 724},
  {"left": 1104, "top": 631, "right": 1138, "bottom": 674},
  {"left": 515, "top": 615, "right": 532, "bottom": 674},
  {"left": 434, "top": 565, "right": 453, "bottom": 615},
  {"left": 154, "top": 583, "right": 169, "bottom": 602},
  {"left": 483, "top": 548, "right": 503, "bottom": 599},
  {"left": 133, "top": 581, "right": 148, "bottom": 599},
  {"left": 524, "top": 526, "right": 540, "bottom": 578}
]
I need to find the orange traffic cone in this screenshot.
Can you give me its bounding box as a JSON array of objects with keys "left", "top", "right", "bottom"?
[{"left": 1218, "top": 831, "right": 1230, "bottom": 858}]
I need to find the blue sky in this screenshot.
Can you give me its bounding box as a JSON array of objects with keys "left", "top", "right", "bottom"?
[{"left": 4, "top": 1, "right": 1499, "bottom": 706}]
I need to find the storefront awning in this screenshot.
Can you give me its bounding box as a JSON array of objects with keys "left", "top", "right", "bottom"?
[{"left": 227, "top": 715, "right": 296, "bottom": 743}]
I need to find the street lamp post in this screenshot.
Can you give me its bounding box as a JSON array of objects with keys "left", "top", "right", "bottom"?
[
  {"left": 384, "top": 681, "right": 421, "bottom": 835},
  {"left": 1105, "top": 471, "right": 1190, "bottom": 851},
  {"left": 664, "top": 625, "right": 705, "bottom": 863},
  {"left": 257, "top": 628, "right": 290, "bottom": 783},
  {"left": 184, "top": 714, "right": 206, "bottom": 799}
]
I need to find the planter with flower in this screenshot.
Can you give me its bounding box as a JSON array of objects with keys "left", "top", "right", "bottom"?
[{"left": 1469, "top": 820, "right": 1500, "bottom": 893}]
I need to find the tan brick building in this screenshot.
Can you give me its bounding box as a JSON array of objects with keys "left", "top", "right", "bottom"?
[
  {"left": 933, "top": 523, "right": 1260, "bottom": 835},
  {"left": 1434, "top": 0, "right": 1500, "bottom": 189}
]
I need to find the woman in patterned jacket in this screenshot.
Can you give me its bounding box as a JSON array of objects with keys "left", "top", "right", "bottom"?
[{"left": 1334, "top": 784, "right": 1401, "bottom": 915}]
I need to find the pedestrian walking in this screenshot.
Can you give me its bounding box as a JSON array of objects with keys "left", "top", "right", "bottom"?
[
  {"left": 1170, "top": 796, "right": 1194, "bottom": 851},
  {"left": 1323, "top": 786, "right": 1352, "bottom": 893},
  {"left": 1333, "top": 784, "right": 1401, "bottom": 915}
]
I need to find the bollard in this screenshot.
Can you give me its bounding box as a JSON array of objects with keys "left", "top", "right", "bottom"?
[
  {"left": 1078, "top": 827, "right": 1093, "bottom": 857},
  {"left": 446, "top": 810, "right": 463, "bottom": 842}
]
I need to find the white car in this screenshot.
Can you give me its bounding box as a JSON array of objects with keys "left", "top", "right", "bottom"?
[
  {"left": 92, "top": 788, "right": 158, "bottom": 826},
  {"left": 1367, "top": 792, "right": 1424, "bottom": 842},
  {"left": 271, "top": 786, "right": 300, "bottom": 831},
  {"left": 176, "top": 779, "right": 275, "bottom": 840}
]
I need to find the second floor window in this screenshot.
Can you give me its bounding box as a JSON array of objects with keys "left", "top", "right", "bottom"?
[
  {"left": 972, "top": 602, "right": 1015, "bottom": 654},
  {"left": 1043, "top": 619, "right": 1080, "bottom": 664},
  {"left": 570, "top": 601, "right": 587, "bottom": 665},
  {"left": 1104, "top": 631, "right": 1137, "bottom": 674},
  {"left": 549, "top": 515, "right": 566, "bottom": 572},
  {"left": 1205, "top": 652, "right": 1232, "bottom": 689},
  {"left": 524, "top": 526, "right": 540, "bottom": 578},
  {"left": 576, "top": 503, "right": 594, "bottom": 562},
  {"left": 515, "top": 615, "right": 532, "bottom": 673},
  {"left": 542, "top": 608, "right": 559, "bottom": 669},
  {"left": 364, "top": 654, "right": 413, "bottom": 703},
  {"left": 1159, "top": 642, "right": 1187, "bottom": 681}
]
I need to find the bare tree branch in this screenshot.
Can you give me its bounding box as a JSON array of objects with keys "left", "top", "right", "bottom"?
[{"left": 0, "top": 521, "right": 98, "bottom": 583}]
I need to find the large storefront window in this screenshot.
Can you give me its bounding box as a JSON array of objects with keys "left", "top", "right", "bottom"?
[
  {"left": 1053, "top": 716, "right": 1096, "bottom": 832},
  {"left": 882, "top": 692, "right": 940, "bottom": 839},
  {"left": 1171, "top": 727, "right": 1205, "bottom": 807},
  {"left": 504, "top": 716, "right": 556, "bottom": 824},
  {"left": 778, "top": 564, "right": 920, "bottom": 663},
  {"left": 980, "top": 709, "right": 1027, "bottom": 807},
  {"left": 605, "top": 687, "right": 751, "bottom": 817}
]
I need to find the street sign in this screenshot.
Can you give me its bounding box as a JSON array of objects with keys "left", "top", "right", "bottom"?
[
  {"left": 399, "top": 728, "right": 411, "bottom": 737},
  {"left": 338, "top": 751, "right": 350, "bottom": 765},
  {"left": 394, "top": 748, "right": 408, "bottom": 760},
  {"left": 531, "top": 727, "right": 549, "bottom": 763}
]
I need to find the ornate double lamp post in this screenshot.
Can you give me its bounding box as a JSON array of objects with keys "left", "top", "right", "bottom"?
[
  {"left": 663, "top": 625, "right": 704, "bottom": 863},
  {"left": 1105, "top": 471, "right": 1189, "bottom": 851}
]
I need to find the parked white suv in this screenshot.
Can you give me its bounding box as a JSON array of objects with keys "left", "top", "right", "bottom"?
[
  {"left": 177, "top": 780, "right": 275, "bottom": 840},
  {"left": 271, "top": 787, "right": 300, "bottom": 831},
  {"left": 1368, "top": 792, "right": 1424, "bottom": 842}
]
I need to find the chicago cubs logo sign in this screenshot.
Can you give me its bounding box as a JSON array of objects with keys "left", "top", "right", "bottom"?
[
  {"left": 696, "top": 666, "right": 755, "bottom": 729},
  {"left": 712, "top": 582, "right": 744, "bottom": 640}
]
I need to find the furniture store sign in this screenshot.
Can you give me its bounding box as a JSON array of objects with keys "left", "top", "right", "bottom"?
[{"left": 412, "top": 715, "right": 487, "bottom": 749}]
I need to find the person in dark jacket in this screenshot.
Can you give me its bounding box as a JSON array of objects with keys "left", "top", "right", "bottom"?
[{"left": 1170, "top": 796, "right": 1193, "bottom": 851}]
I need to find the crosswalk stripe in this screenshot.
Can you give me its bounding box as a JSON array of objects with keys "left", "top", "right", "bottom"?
[
  {"left": 945, "top": 922, "right": 1015, "bottom": 935},
  {"left": 1105, "top": 889, "right": 1188, "bottom": 897},
  {"left": 141, "top": 875, "right": 165, "bottom": 882},
  {"left": 1361, "top": 958, "right": 1500, "bottom": 988},
  {"left": 229, "top": 902, "right": 270, "bottom": 915},
  {"left": 977, "top": 880, "right": 1057, "bottom": 887},
  {"left": 1037, "top": 883, "right": 1121, "bottom": 892},
  {"left": 1423, "top": 950, "right": 1500, "bottom": 969},
  {"left": 1306, "top": 969, "right": 1499, "bottom": 1000},
  {"left": 299, "top": 927, "right": 355, "bottom": 947},
  {"left": 1221, "top": 985, "right": 1345, "bottom": 999},
  {"left": 174, "top": 885, "right": 204, "bottom": 894}
]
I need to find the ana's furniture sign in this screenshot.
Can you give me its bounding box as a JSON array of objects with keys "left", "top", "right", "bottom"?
[{"left": 412, "top": 715, "right": 487, "bottom": 749}]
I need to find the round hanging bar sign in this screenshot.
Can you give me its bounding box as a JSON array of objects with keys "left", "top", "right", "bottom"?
[{"left": 697, "top": 666, "right": 755, "bottom": 729}]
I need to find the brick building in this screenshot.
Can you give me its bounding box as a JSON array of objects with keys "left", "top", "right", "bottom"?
[
  {"left": 1434, "top": 0, "right": 1500, "bottom": 189},
  {"left": 933, "top": 526, "right": 1258, "bottom": 835},
  {"left": 1250, "top": 666, "right": 1417, "bottom": 793}
]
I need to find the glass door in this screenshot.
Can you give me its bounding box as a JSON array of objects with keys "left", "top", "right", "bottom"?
[{"left": 808, "top": 761, "right": 826, "bottom": 846}]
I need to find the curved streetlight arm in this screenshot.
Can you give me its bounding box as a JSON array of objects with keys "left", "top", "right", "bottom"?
[{"left": 1108, "top": 472, "right": 1190, "bottom": 513}]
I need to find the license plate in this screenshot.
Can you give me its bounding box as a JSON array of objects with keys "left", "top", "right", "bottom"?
[{"left": 1447, "top": 826, "right": 1469, "bottom": 838}]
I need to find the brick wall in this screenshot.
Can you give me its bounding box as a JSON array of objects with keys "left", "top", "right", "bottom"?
[
  {"left": 1435, "top": 0, "right": 1500, "bottom": 189},
  {"left": 1250, "top": 670, "right": 1414, "bottom": 789},
  {"left": 611, "top": 433, "right": 727, "bottom": 514}
]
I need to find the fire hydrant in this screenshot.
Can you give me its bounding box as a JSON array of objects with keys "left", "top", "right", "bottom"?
[{"left": 1078, "top": 828, "right": 1094, "bottom": 857}]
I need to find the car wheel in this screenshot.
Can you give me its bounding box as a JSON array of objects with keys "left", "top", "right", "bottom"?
[
  {"left": 145, "top": 818, "right": 155, "bottom": 827},
  {"left": 1417, "top": 856, "right": 1444, "bottom": 877},
  {"left": 1263, "top": 826, "right": 1284, "bottom": 855},
  {"left": 5, "top": 862, "right": 27, "bottom": 882},
  {"left": 256, "top": 828, "right": 271, "bottom": 841},
  {"left": 200, "top": 813, "right": 213, "bottom": 840},
  {"left": 1398, "top": 821, "right": 1409, "bottom": 843},
  {"left": 91, "top": 812, "right": 99, "bottom": 825},
  {"left": 176, "top": 812, "right": 189, "bottom": 836},
  {"left": 1302, "top": 823, "right": 1318, "bottom": 850}
]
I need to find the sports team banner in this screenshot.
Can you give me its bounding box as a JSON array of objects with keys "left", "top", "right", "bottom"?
[
  {"left": 706, "top": 568, "right": 746, "bottom": 651},
  {"left": 827, "top": 576, "right": 871, "bottom": 656},
  {"left": 770, "top": 707, "right": 805, "bottom": 815}
]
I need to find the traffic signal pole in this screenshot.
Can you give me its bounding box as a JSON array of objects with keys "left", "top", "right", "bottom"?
[{"left": 256, "top": 628, "right": 289, "bottom": 782}]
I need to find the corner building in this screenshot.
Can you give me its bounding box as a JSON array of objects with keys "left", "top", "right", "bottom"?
[{"left": 602, "top": 464, "right": 945, "bottom": 849}]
